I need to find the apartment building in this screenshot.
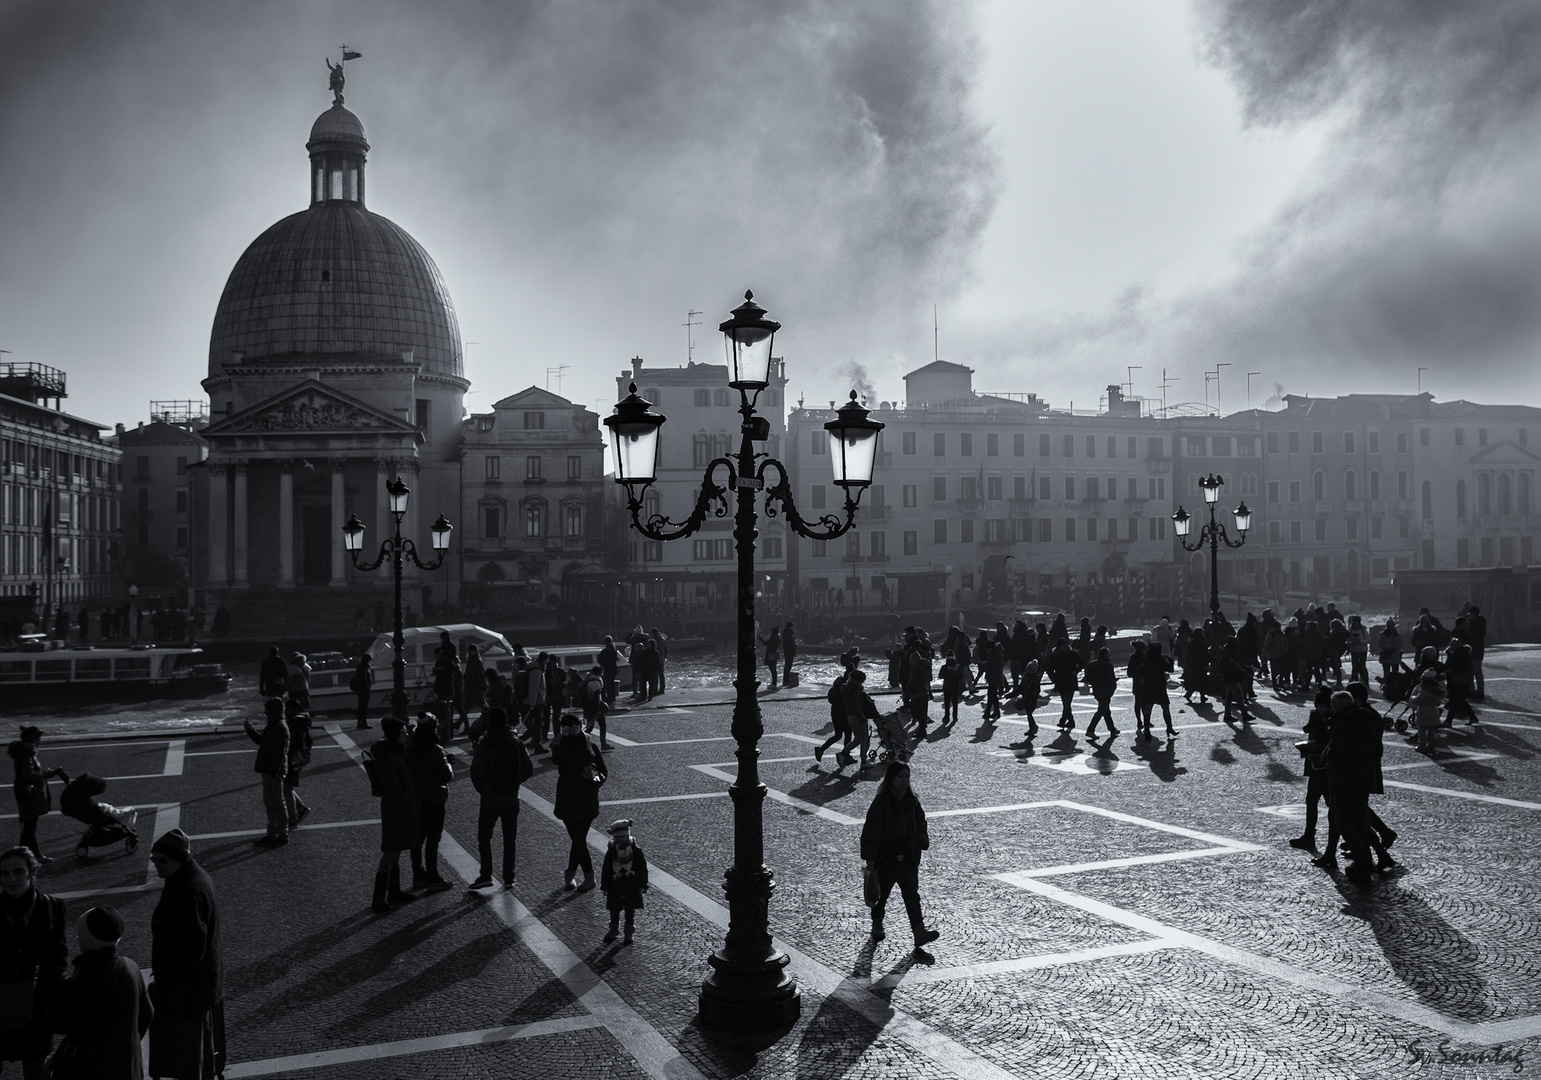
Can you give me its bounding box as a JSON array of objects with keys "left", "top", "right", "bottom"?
[
  {"left": 114, "top": 402, "right": 210, "bottom": 587},
  {"left": 786, "top": 361, "right": 1177, "bottom": 609}
]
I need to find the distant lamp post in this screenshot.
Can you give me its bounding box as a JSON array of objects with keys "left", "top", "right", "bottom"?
[
  {"left": 605, "top": 291, "right": 883, "bottom": 1029},
  {"left": 341, "top": 479, "right": 452, "bottom": 720},
  {"left": 1173, "top": 472, "right": 1249, "bottom": 621}
]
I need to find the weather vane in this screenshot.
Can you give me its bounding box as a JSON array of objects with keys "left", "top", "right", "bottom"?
[{"left": 325, "top": 45, "right": 363, "bottom": 106}]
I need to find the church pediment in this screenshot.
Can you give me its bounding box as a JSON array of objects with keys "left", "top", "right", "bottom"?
[
  {"left": 203, "top": 380, "right": 419, "bottom": 436},
  {"left": 492, "top": 386, "right": 575, "bottom": 409},
  {"left": 1469, "top": 440, "right": 1539, "bottom": 466}
]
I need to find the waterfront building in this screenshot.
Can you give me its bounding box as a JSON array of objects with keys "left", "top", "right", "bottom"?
[{"left": 113, "top": 402, "right": 210, "bottom": 596}]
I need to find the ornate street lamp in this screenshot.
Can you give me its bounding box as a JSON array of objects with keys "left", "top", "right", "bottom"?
[
  {"left": 341, "top": 479, "right": 452, "bottom": 721},
  {"left": 1172, "top": 472, "right": 1249, "bottom": 621},
  {"left": 605, "top": 292, "right": 882, "bottom": 1030}
]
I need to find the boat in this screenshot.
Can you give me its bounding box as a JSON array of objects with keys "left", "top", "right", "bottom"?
[
  {"left": 305, "top": 624, "right": 631, "bottom": 713},
  {"left": 0, "top": 643, "right": 231, "bottom": 706}
]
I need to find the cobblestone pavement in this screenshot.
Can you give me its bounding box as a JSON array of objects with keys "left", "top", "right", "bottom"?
[{"left": 17, "top": 647, "right": 1541, "bottom": 1078}]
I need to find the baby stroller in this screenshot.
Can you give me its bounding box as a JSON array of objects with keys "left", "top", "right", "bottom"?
[
  {"left": 869, "top": 709, "right": 917, "bottom": 764},
  {"left": 1380, "top": 661, "right": 1415, "bottom": 706},
  {"left": 58, "top": 773, "right": 139, "bottom": 859}
]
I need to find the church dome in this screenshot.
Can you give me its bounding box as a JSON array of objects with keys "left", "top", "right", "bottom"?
[{"left": 308, "top": 104, "right": 366, "bottom": 145}]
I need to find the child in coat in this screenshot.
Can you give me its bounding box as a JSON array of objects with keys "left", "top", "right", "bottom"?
[
  {"left": 600, "top": 819, "right": 649, "bottom": 943},
  {"left": 1408, "top": 670, "right": 1446, "bottom": 753},
  {"left": 939, "top": 653, "right": 964, "bottom": 725}
]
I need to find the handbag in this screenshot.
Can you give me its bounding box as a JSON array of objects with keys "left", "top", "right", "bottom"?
[
  {"left": 0, "top": 979, "right": 34, "bottom": 1031},
  {"left": 862, "top": 865, "right": 880, "bottom": 908}
]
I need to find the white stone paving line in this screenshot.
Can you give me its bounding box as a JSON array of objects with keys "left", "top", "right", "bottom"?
[
  {"left": 1381, "top": 778, "right": 1541, "bottom": 811},
  {"left": 54, "top": 801, "right": 179, "bottom": 901},
  {"left": 892, "top": 939, "right": 1175, "bottom": 986},
  {"left": 223, "top": 1015, "right": 607, "bottom": 1077},
  {"left": 327, "top": 723, "right": 710, "bottom": 1080},
  {"left": 689, "top": 763, "right": 865, "bottom": 825}
]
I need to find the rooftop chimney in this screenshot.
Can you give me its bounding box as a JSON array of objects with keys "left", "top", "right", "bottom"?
[{"left": 631, "top": 356, "right": 644, "bottom": 380}]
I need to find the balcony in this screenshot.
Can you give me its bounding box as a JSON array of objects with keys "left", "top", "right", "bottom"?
[
  {"left": 865, "top": 553, "right": 891, "bottom": 564},
  {"left": 1314, "top": 500, "right": 1332, "bottom": 515},
  {"left": 1008, "top": 498, "right": 1035, "bottom": 512},
  {"left": 977, "top": 539, "right": 1014, "bottom": 552},
  {"left": 1344, "top": 500, "right": 1364, "bottom": 514},
  {"left": 1370, "top": 500, "right": 1387, "bottom": 514},
  {"left": 524, "top": 476, "right": 546, "bottom": 486},
  {"left": 1080, "top": 497, "right": 1108, "bottom": 508},
  {"left": 1146, "top": 458, "right": 1171, "bottom": 474}
]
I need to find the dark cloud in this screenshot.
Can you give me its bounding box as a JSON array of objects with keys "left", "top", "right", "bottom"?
[{"left": 0, "top": 0, "right": 997, "bottom": 423}]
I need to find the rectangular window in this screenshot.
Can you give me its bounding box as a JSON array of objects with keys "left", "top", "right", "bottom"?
[
  {"left": 934, "top": 432, "right": 946, "bottom": 457},
  {"left": 811, "top": 430, "right": 827, "bottom": 455},
  {"left": 1311, "top": 431, "right": 1324, "bottom": 454},
  {"left": 1267, "top": 432, "right": 1279, "bottom": 454},
  {"left": 1064, "top": 477, "right": 1076, "bottom": 500},
  {"left": 1455, "top": 428, "right": 1465, "bottom": 447},
  {"left": 1344, "top": 432, "right": 1355, "bottom": 454},
  {"left": 1367, "top": 432, "right": 1379, "bottom": 454},
  {"left": 1289, "top": 481, "right": 1301, "bottom": 503},
  {"left": 1064, "top": 517, "right": 1076, "bottom": 542},
  {"left": 1419, "top": 428, "right": 1430, "bottom": 446},
  {"left": 524, "top": 506, "right": 541, "bottom": 537},
  {"left": 642, "top": 540, "right": 662, "bottom": 562},
  {"left": 1398, "top": 432, "right": 1409, "bottom": 453},
  {"left": 1106, "top": 436, "right": 1117, "bottom": 458},
  {"left": 175, "top": 490, "right": 188, "bottom": 512},
  {"left": 1268, "top": 481, "right": 1280, "bottom": 504},
  {"left": 1014, "top": 476, "right": 1028, "bottom": 500},
  {"left": 902, "top": 431, "right": 916, "bottom": 455},
  {"left": 523, "top": 411, "right": 544, "bottom": 429},
  {"left": 410, "top": 400, "right": 430, "bottom": 435},
  {"left": 933, "top": 519, "right": 947, "bottom": 544},
  {"left": 1014, "top": 433, "right": 1026, "bottom": 456},
  {"left": 1479, "top": 428, "right": 1489, "bottom": 447},
  {"left": 1187, "top": 437, "right": 1205, "bottom": 457},
  {"left": 1063, "top": 434, "right": 1074, "bottom": 458},
  {"left": 175, "top": 456, "right": 187, "bottom": 476},
  {"left": 693, "top": 539, "right": 711, "bottom": 560},
  {"left": 1212, "top": 437, "right": 1231, "bottom": 457},
  {"left": 1268, "top": 520, "right": 1281, "bottom": 543},
  {"left": 903, "top": 484, "right": 917, "bottom": 507},
  {"left": 568, "top": 456, "right": 582, "bottom": 480},
  {"left": 136, "top": 456, "right": 150, "bottom": 480},
  {"left": 986, "top": 476, "right": 1002, "bottom": 500},
  {"left": 1371, "top": 517, "right": 1383, "bottom": 539},
  {"left": 526, "top": 456, "right": 542, "bottom": 479},
  {"left": 933, "top": 476, "right": 946, "bottom": 501},
  {"left": 1039, "top": 476, "right": 1051, "bottom": 501},
  {"left": 870, "top": 532, "right": 886, "bottom": 556},
  {"left": 1480, "top": 536, "right": 1494, "bottom": 564},
  {"left": 1127, "top": 437, "right": 1136, "bottom": 458},
  {"left": 1400, "top": 517, "right": 1412, "bottom": 540},
  {"left": 1238, "top": 437, "right": 1256, "bottom": 457},
  {"left": 1086, "top": 478, "right": 1100, "bottom": 501},
  {"left": 961, "top": 433, "right": 973, "bottom": 457},
  {"left": 484, "top": 506, "right": 500, "bottom": 538},
  {"left": 1039, "top": 519, "right": 1053, "bottom": 542},
  {"left": 987, "top": 433, "right": 999, "bottom": 456},
  {"left": 1040, "top": 433, "right": 1051, "bottom": 457},
  {"left": 1457, "top": 537, "right": 1470, "bottom": 566},
  {"left": 812, "top": 539, "right": 828, "bottom": 557},
  {"left": 1288, "top": 431, "right": 1300, "bottom": 453},
  {"left": 1086, "top": 518, "right": 1098, "bottom": 541},
  {"left": 1315, "top": 518, "right": 1327, "bottom": 542},
  {"left": 485, "top": 456, "right": 500, "bottom": 479},
  {"left": 961, "top": 519, "right": 975, "bottom": 543},
  {"left": 1290, "top": 520, "right": 1302, "bottom": 543},
  {"left": 812, "top": 485, "right": 826, "bottom": 509},
  {"left": 961, "top": 476, "right": 978, "bottom": 500},
  {"left": 903, "top": 531, "right": 917, "bottom": 555},
  {"left": 763, "top": 536, "right": 782, "bottom": 559},
  {"left": 845, "top": 533, "right": 861, "bottom": 557},
  {"left": 1086, "top": 435, "right": 1096, "bottom": 458}
]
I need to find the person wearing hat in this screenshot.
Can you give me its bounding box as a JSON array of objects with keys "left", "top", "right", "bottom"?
[
  {"left": 368, "top": 718, "right": 421, "bottom": 911},
  {"left": 242, "top": 698, "right": 290, "bottom": 846},
  {"left": 0, "top": 846, "right": 66, "bottom": 1078},
  {"left": 47, "top": 905, "right": 152, "bottom": 1079},
  {"left": 1408, "top": 667, "right": 1447, "bottom": 753},
  {"left": 9, "top": 727, "right": 65, "bottom": 863},
  {"left": 148, "top": 829, "right": 223, "bottom": 1080},
  {"left": 599, "top": 820, "right": 648, "bottom": 944},
  {"left": 859, "top": 762, "right": 940, "bottom": 954}
]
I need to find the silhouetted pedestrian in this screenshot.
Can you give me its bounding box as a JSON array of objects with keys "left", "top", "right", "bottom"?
[
  {"left": 552, "top": 714, "right": 606, "bottom": 893},
  {"left": 860, "top": 762, "right": 938, "bottom": 954}
]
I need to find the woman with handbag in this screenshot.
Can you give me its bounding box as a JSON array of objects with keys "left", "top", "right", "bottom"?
[
  {"left": 859, "top": 762, "right": 939, "bottom": 955},
  {"left": 9, "top": 730, "right": 65, "bottom": 863},
  {"left": 0, "top": 846, "right": 67, "bottom": 1079},
  {"left": 551, "top": 714, "right": 607, "bottom": 892}
]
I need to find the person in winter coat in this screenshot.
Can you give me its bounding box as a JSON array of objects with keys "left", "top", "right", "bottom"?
[
  {"left": 468, "top": 709, "right": 534, "bottom": 892},
  {"left": 47, "top": 905, "right": 152, "bottom": 1080},
  {"left": 431, "top": 639, "right": 462, "bottom": 741},
  {"left": 598, "top": 637, "right": 620, "bottom": 705},
  {"left": 243, "top": 699, "right": 291, "bottom": 846},
  {"left": 1015, "top": 657, "right": 1043, "bottom": 739},
  {"left": 407, "top": 721, "right": 454, "bottom": 890},
  {"left": 904, "top": 634, "right": 935, "bottom": 735},
  {"left": 816, "top": 661, "right": 854, "bottom": 766},
  {"left": 758, "top": 626, "right": 782, "bottom": 691},
  {"left": 1289, "top": 689, "right": 1335, "bottom": 851},
  {"left": 939, "top": 653, "right": 965, "bottom": 725},
  {"left": 283, "top": 703, "right": 313, "bottom": 831},
  {"left": 1408, "top": 669, "right": 1447, "bottom": 752},
  {"left": 982, "top": 639, "right": 1008, "bottom": 722},
  {"left": 1141, "top": 642, "right": 1177, "bottom": 739},
  {"left": 462, "top": 645, "right": 487, "bottom": 730},
  {"left": 522, "top": 655, "right": 551, "bottom": 753},
  {"left": 782, "top": 623, "right": 797, "bottom": 687},
  {"left": 368, "top": 718, "right": 420, "bottom": 912},
  {"left": 1182, "top": 628, "right": 1210, "bottom": 703},
  {"left": 580, "top": 666, "right": 611, "bottom": 750},
  {"left": 648, "top": 627, "right": 670, "bottom": 693},
  {"left": 147, "top": 829, "right": 222, "bottom": 1080},
  {"left": 859, "top": 762, "right": 939, "bottom": 953},
  {"left": 1220, "top": 640, "right": 1251, "bottom": 723},
  {"left": 600, "top": 819, "right": 649, "bottom": 944},
  {"left": 1445, "top": 638, "right": 1478, "bottom": 726},
  {"left": 1467, "top": 605, "right": 1488, "bottom": 699},
  {"left": 1264, "top": 626, "right": 1290, "bottom": 693},
  {"left": 1347, "top": 615, "right": 1371, "bottom": 685},
  {"left": 1085, "top": 647, "right": 1119, "bottom": 737},
  {"left": 257, "top": 646, "right": 288, "bottom": 699},
  {"left": 1319, "top": 692, "right": 1375, "bottom": 882},
  {"left": 838, "top": 668, "right": 880, "bottom": 769},
  {"left": 349, "top": 655, "right": 373, "bottom": 730},
  {"left": 1045, "top": 639, "right": 1083, "bottom": 730},
  {"left": 0, "top": 846, "right": 66, "bottom": 1078},
  {"left": 552, "top": 714, "right": 607, "bottom": 892},
  {"left": 285, "top": 653, "right": 312, "bottom": 714},
  {"left": 9, "top": 727, "right": 64, "bottom": 862},
  {"left": 1127, "top": 641, "right": 1149, "bottom": 732}
]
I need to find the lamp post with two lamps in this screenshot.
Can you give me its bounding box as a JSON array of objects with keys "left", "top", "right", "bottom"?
[
  {"left": 1171, "top": 472, "right": 1250, "bottom": 622},
  {"left": 605, "top": 291, "right": 883, "bottom": 1029},
  {"left": 340, "top": 477, "right": 453, "bottom": 722}
]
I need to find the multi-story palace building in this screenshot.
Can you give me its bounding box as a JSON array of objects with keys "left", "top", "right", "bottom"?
[
  {"left": 0, "top": 362, "right": 122, "bottom": 626},
  {"left": 114, "top": 402, "right": 210, "bottom": 592}
]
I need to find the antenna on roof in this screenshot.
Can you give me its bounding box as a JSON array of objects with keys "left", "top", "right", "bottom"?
[
  {"left": 1246, "top": 371, "right": 1262, "bottom": 410},
  {"left": 1159, "top": 369, "right": 1179, "bottom": 418},
  {"left": 933, "top": 304, "right": 939, "bottom": 364},
  {"left": 546, "top": 365, "right": 570, "bottom": 394},
  {"left": 684, "top": 310, "right": 702, "bottom": 365}
]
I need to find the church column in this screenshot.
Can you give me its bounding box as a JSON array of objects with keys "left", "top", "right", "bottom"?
[
  {"left": 277, "top": 463, "right": 296, "bottom": 589},
  {"left": 208, "top": 465, "right": 229, "bottom": 587},
  {"left": 231, "top": 463, "right": 250, "bottom": 588},
  {"left": 376, "top": 459, "right": 392, "bottom": 580},
  {"left": 330, "top": 460, "right": 348, "bottom": 587},
  {"left": 402, "top": 458, "right": 420, "bottom": 583}
]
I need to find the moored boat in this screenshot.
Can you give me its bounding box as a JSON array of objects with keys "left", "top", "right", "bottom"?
[{"left": 0, "top": 643, "right": 231, "bottom": 707}]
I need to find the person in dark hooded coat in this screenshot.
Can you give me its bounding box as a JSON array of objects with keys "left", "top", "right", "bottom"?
[{"left": 47, "top": 905, "right": 152, "bottom": 1080}]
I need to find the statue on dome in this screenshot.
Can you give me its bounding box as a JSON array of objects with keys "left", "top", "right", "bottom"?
[{"left": 325, "top": 49, "right": 360, "bottom": 106}]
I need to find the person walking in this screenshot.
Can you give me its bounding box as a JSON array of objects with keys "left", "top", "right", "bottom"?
[
  {"left": 598, "top": 637, "right": 620, "bottom": 706},
  {"left": 939, "top": 652, "right": 964, "bottom": 726},
  {"left": 904, "top": 633, "right": 935, "bottom": 737},
  {"left": 1408, "top": 669, "right": 1446, "bottom": 753},
  {"left": 838, "top": 668, "right": 880, "bottom": 769},
  {"left": 243, "top": 699, "right": 290, "bottom": 846},
  {"left": 1347, "top": 615, "right": 1370, "bottom": 686},
  {"left": 283, "top": 703, "right": 313, "bottom": 832},
  {"left": 648, "top": 627, "right": 669, "bottom": 693},
  {"left": 552, "top": 714, "right": 607, "bottom": 892},
  {"left": 1085, "top": 647, "right": 1118, "bottom": 738},
  {"left": 0, "top": 846, "right": 66, "bottom": 1080},
  {"left": 257, "top": 647, "right": 288, "bottom": 701},
  {"left": 468, "top": 709, "right": 533, "bottom": 892},
  {"left": 580, "top": 666, "right": 611, "bottom": 750},
  {"left": 859, "top": 762, "right": 939, "bottom": 953},
  {"left": 1468, "top": 605, "right": 1488, "bottom": 699},
  {"left": 1445, "top": 636, "right": 1478, "bottom": 726},
  {"left": 147, "top": 829, "right": 223, "bottom": 1080},
  {"left": 1143, "top": 642, "right": 1177, "bottom": 738},
  {"left": 462, "top": 645, "right": 487, "bottom": 732},
  {"left": 1376, "top": 618, "right": 1403, "bottom": 683},
  {"left": 349, "top": 655, "right": 374, "bottom": 730},
  {"left": 1045, "top": 638, "right": 1083, "bottom": 731},
  {"left": 600, "top": 819, "right": 649, "bottom": 944},
  {"left": 431, "top": 638, "right": 462, "bottom": 743},
  {"left": 759, "top": 626, "right": 782, "bottom": 692},
  {"left": 782, "top": 622, "right": 797, "bottom": 687},
  {"left": 1016, "top": 655, "right": 1042, "bottom": 740},
  {"left": 816, "top": 655, "right": 856, "bottom": 766},
  {"left": 47, "top": 905, "right": 153, "bottom": 1080},
  {"left": 285, "top": 653, "right": 312, "bottom": 715},
  {"left": 9, "top": 727, "right": 64, "bottom": 862},
  {"left": 523, "top": 655, "right": 551, "bottom": 754},
  {"left": 1317, "top": 692, "right": 1375, "bottom": 883},
  {"left": 982, "top": 637, "right": 1008, "bottom": 722},
  {"left": 1289, "top": 689, "right": 1334, "bottom": 851},
  {"left": 366, "top": 718, "right": 420, "bottom": 912},
  {"left": 405, "top": 719, "right": 453, "bottom": 891}
]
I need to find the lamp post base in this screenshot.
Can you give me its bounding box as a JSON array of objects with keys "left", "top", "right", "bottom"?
[{"left": 698, "top": 948, "right": 800, "bottom": 1029}]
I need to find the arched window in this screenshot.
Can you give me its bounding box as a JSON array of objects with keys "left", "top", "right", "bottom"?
[
  {"left": 1456, "top": 480, "right": 1467, "bottom": 519},
  {"left": 1188, "top": 473, "right": 1198, "bottom": 496},
  {"left": 713, "top": 433, "right": 731, "bottom": 459},
  {"left": 714, "top": 389, "right": 731, "bottom": 407},
  {"left": 523, "top": 501, "right": 545, "bottom": 538},
  {"left": 480, "top": 499, "right": 505, "bottom": 539},
  {"left": 1369, "top": 470, "right": 1381, "bottom": 500},
  {"left": 644, "top": 387, "right": 661, "bottom": 404},
  {"left": 693, "top": 389, "right": 710, "bottom": 407},
  {"left": 1478, "top": 473, "right": 1492, "bottom": 516},
  {"left": 1240, "top": 473, "right": 1258, "bottom": 495},
  {"left": 692, "top": 434, "right": 711, "bottom": 467},
  {"left": 1398, "top": 471, "right": 1409, "bottom": 500},
  {"left": 1521, "top": 473, "right": 1532, "bottom": 515},
  {"left": 477, "top": 562, "right": 506, "bottom": 583},
  {"left": 1313, "top": 471, "right": 1325, "bottom": 501},
  {"left": 1498, "top": 473, "right": 1512, "bottom": 515},
  {"left": 1344, "top": 470, "right": 1357, "bottom": 501},
  {"left": 1421, "top": 480, "right": 1432, "bottom": 520}
]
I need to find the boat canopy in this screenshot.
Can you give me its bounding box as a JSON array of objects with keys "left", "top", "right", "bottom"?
[{"left": 365, "top": 624, "right": 515, "bottom": 667}]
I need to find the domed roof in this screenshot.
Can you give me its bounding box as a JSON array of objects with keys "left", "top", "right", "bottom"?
[
  {"left": 208, "top": 202, "right": 464, "bottom": 380},
  {"left": 308, "top": 104, "right": 367, "bottom": 147}
]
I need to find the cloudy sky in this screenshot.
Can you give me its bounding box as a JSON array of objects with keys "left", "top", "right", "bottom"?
[{"left": 2, "top": 0, "right": 1540, "bottom": 426}]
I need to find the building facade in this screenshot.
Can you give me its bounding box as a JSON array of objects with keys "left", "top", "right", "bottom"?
[
  {"left": 458, "top": 387, "right": 610, "bottom": 620},
  {"left": 614, "top": 356, "right": 790, "bottom": 616},
  {"left": 0, "top": 362, "right": 122, "bottom": 626},
  {"left": 115, "top": 403, "right": 210, "bottom": 594}
]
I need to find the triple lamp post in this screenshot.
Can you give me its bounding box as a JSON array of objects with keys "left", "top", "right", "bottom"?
[
  {"left": 604, "top": 291, "right": 884, "bottom": 1028},
  {"left": 1172, "top": 472, "right": 1251, "bottom": 622},
  {"left": 341, "top": 478, "right": 453, "bottom": 722}
]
